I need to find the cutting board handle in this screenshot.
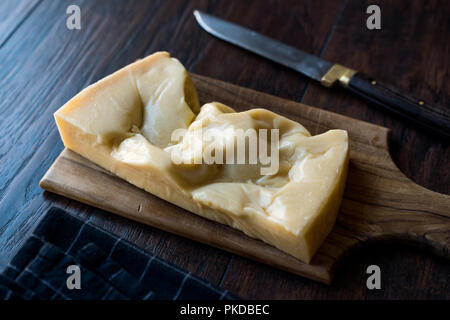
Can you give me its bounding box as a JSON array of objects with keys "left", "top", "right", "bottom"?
[
  {"left": 382, "top": 182, "right": 450, "bottom": 257},
  {"left": 340, "top": 146, "right": 450, "bottom": 259}
]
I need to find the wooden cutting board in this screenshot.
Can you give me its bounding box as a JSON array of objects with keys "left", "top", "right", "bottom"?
[{"left": 40, "top": 74, "right": 450, "bottom": 284}]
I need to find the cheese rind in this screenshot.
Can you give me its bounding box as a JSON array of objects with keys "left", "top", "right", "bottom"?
[{"left": 54, "top": 52, "right": 349, "bottom": 263}]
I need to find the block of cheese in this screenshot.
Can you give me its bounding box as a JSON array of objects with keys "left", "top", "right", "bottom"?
[{"left": 54, "top": 52, "right": 349, "bottom": 263}]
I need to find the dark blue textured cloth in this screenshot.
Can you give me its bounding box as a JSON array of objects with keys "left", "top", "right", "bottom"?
[{"left": 0, "top": 207, "right": 237, "bottom": 300}]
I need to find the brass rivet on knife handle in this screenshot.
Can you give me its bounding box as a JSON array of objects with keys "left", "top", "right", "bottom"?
[{"left": 320, "top": 64, "right": 357, "bottom": 88}]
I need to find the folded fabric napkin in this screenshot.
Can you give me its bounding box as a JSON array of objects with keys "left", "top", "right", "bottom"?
[{"left": 0, "top": 207, "right": 237, "bottom": 300}]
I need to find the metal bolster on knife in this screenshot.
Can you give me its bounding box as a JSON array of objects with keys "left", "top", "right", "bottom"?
[{"left": 320, "top": 64, "right": 357, "bottom": 87}]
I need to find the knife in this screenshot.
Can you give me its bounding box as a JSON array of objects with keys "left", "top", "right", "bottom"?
[{"left": 194, "top": 10, "right": 450, "bottom": 139}]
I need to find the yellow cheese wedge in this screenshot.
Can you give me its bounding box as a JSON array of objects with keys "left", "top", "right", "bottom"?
[{"left": 54, "top": 52, "right": 349, "bottom": 263}]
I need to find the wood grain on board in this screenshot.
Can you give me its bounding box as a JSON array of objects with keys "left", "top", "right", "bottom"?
[{"left": 1, "top": 0, "right": 449, "bottom": 298}]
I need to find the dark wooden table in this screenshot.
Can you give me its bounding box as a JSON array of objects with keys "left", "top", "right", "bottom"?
[{"left": 0, "top": 0, "right": 448, "bottom": 299}]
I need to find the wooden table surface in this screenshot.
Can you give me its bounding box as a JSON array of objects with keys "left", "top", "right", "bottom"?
[{"left": 0, "top": 0, "right": 448, "bottom": 299}]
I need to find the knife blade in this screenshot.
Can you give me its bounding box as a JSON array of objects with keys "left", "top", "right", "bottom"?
[
  {"left": 193, "top": 10, "right": 450, "bottom": 140},
  {"left": 193, "top": 10, "right": 332, "bottom": 82}
]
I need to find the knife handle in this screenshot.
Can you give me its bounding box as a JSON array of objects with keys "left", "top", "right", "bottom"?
[{"left": 345, "top": 72, "right": 450, "bottom": 140}]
